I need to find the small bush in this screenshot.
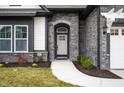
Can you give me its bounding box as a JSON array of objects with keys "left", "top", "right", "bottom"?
[
  {"left": 82, "top": 59, "right": 93, "bottom": 70},
  {"left": 36, "top": 56, "right": 43, "bottom": 64},
  {"left": 78, "top": 55, "right": 93, "bottom": 70},
  {"left": 32, "top": 63, "right": 38, "bottom": 67},
  {"left": 0, "top": 64, "right": 4, "bottom": 68}
]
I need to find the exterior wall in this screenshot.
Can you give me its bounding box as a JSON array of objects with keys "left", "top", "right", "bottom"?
[
  {"left": 100, "top": 15, "right": 109, "bottom": 69},
  {"left": 0, "top": 16, "right": 34, "bottom": 52},
  {"left": 0, "top": 52, "right": 48, "bottom": 63},
  {"left": 79, "top": 20, "right": 85, "bottom": 55},
  {"left": 100, "top": 5, "right": 124, "bottom": 69},
  {"left": 0, "top": 16, "right": 48, "bottom": 62},
  {"left": 48, "top": 13, "right": 79, "bottom": 61},
  {"left": 0, "top": 53, "right": 34, "bottom": 63},
  {"left": 79, "top": 8, "right": 98, "bottom": 66}
]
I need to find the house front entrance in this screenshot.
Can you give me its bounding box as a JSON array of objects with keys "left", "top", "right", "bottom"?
[{"left": 55, "top": 26, "right": 69, "bottom": 59}]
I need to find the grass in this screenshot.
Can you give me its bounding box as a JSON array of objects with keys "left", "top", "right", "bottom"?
[{"left": 0, "top": 67, "right": 75, "bottom": 87}]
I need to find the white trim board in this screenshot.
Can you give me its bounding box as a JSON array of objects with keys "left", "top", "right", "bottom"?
[{"left": 34, "top": 17, "right": 46, "bottom": 50}]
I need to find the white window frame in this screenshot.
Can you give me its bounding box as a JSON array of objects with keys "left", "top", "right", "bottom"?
[
  {"left": 0, "top": 25, "right": 12, "bottom": 53},
  {"left": 14, "top": 25, "right": 28, "bottom": 53}
]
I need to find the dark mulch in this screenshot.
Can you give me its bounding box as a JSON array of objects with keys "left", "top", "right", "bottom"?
[
  {"left": 2, "top": 62, "right": 51, "bottom": 68},
  {"left": 73, "top": 61, "right": 122, "bottom": 79}
]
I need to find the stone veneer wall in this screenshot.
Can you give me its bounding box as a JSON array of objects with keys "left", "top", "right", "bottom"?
[
  {"left": 48, "top": 13, "right": 79, "bottom": 61},
  {"left": 0, "top": 53, "right": 34, "bottom": 63},
  {"left": 0, "top": 52, "right": 48, "bottom": 63},
  {"left": 79, "top": 8, "right": 98, "bottom": 66},
  {"left": 100, "top": 5, "right": 124, "bottom": 69}
]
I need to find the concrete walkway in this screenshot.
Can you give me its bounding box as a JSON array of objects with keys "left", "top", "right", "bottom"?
[
  {"left": 51, "top": 60, "right": 124, "bottom": 87},
  {"left": 110, "top": 70, "right": 124, "bottom": 79}
]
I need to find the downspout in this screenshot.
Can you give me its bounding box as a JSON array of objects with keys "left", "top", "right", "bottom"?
[{"left": 97, "top": 5, "right": 101, "bottom": 69}]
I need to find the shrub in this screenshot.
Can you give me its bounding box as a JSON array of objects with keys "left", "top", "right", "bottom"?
[
  {"left": 32, "top": 63, "right": 38, "bottom": 67},
  {"left": 16, "top": 54, "right": 28, "bottom": 65},
  {"left": 36, "top": 56, "right": 43, "bottom": 64},
  {"left": 78, "top": 55, "right": 93, "bottom": 70},
  {"left": 82, "top": 59, "right": 93, "bottom": 70},
  {"left": 0, "top": 64, "right": 4, "bottom": 68}
]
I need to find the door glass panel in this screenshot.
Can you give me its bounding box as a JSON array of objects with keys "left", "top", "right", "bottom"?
[
  {"left": 57, "top": 27, "right": 68, "bottom": 33},
  {"left": 59, "top": 36, "right": 65, "bottom": 40}
]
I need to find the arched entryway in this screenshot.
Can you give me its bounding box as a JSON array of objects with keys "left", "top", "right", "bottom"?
[{"left": 54, "top": 23, "right": 69, "bottom": 59}]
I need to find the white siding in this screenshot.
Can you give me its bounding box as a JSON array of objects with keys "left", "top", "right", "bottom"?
[{"left": 34, "top": 17, "right": 45, "bottom": 50}]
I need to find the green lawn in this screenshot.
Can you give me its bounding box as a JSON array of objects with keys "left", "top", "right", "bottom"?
[{"left": 0, "top": 67, "right": 75, "bottom": 87}]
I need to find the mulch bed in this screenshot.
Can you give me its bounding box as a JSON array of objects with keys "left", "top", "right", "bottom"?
[
  {"left": 2, "top": 62, "right": 51, "bottom": 68},
  {"left": 73, "top": 61, "right": 122, "bottom": 79}
]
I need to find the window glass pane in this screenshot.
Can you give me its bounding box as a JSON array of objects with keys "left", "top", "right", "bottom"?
[
  {"left": 22, "top": 27, "right": 27, "bottom": 33},
  {"left": 16, "top": 26, "right": 22, "bottom": 38},
  {"left": 122, "top": 29, "right": 124, "bottom": 35},
  {"left": 0, "top": 26, "right": 11, "bottom": 38},
  {"left": 0, "top": 40, "right": 11, "bottom": 51},
  {"left": 6, "top": 26, "right": 11, "bottom": 38},
  {"left": 115, "top": 29, "right": 118, "bottom": 35},
  {"left": 111, "top": 29, "right": 114, "bottom": 35},
  {"left": 16, "top": 30, "right": 22, "bottom": 38},
  {"left": 16, "top": 26, "right": 27, "bottom": 38},
  {"left": 16, "top": 40, "right": 27, "bottom": 51},
  {"left": 16, "top": 26, "right": 22, "bottom": 32}
]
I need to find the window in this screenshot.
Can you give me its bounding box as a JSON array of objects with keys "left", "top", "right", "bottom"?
[
  {"left": 56, "top": 27, "right": 68, "bottom": 33},
  {"left": 111, "top": 29, "right": 114, "bottom": 35},
  {"left": 115, "top": 29, "right": 119, "bottom": 35},
  {"left": 14, "top": 25, "right": 28, "bottom": 52},
  {"left": 122, "top": 29, "right": 124, "bottom": 35},
  {"left": 0, "top": 25, "right": 12, "bottom": 52},
  {"left": 111, "top": 29, "right": 119, "bottom": 35}
]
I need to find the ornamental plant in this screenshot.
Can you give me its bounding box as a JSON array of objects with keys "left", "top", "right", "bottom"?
[
  {"left": 78, "top": 55, "right": 93, "bottom": 70},
  {"left": 16, "top": 54, "right": 28, "bottom": 65},
  {"left": 36, "top": 56, "right": 43, "bottom": 64}
]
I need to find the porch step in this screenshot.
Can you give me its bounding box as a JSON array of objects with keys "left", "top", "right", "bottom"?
[{"left": 56, "top": 57, "right": 68, "bottom": 60}]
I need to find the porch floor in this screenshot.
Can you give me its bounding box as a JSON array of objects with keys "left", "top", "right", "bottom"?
[{"left": 51, "top": 60, "right": 124, "bottom": 87}]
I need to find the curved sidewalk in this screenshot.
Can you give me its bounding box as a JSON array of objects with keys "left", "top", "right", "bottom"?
[{"left": 51, "top": 60, "right": 124, "bottom": 87}]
